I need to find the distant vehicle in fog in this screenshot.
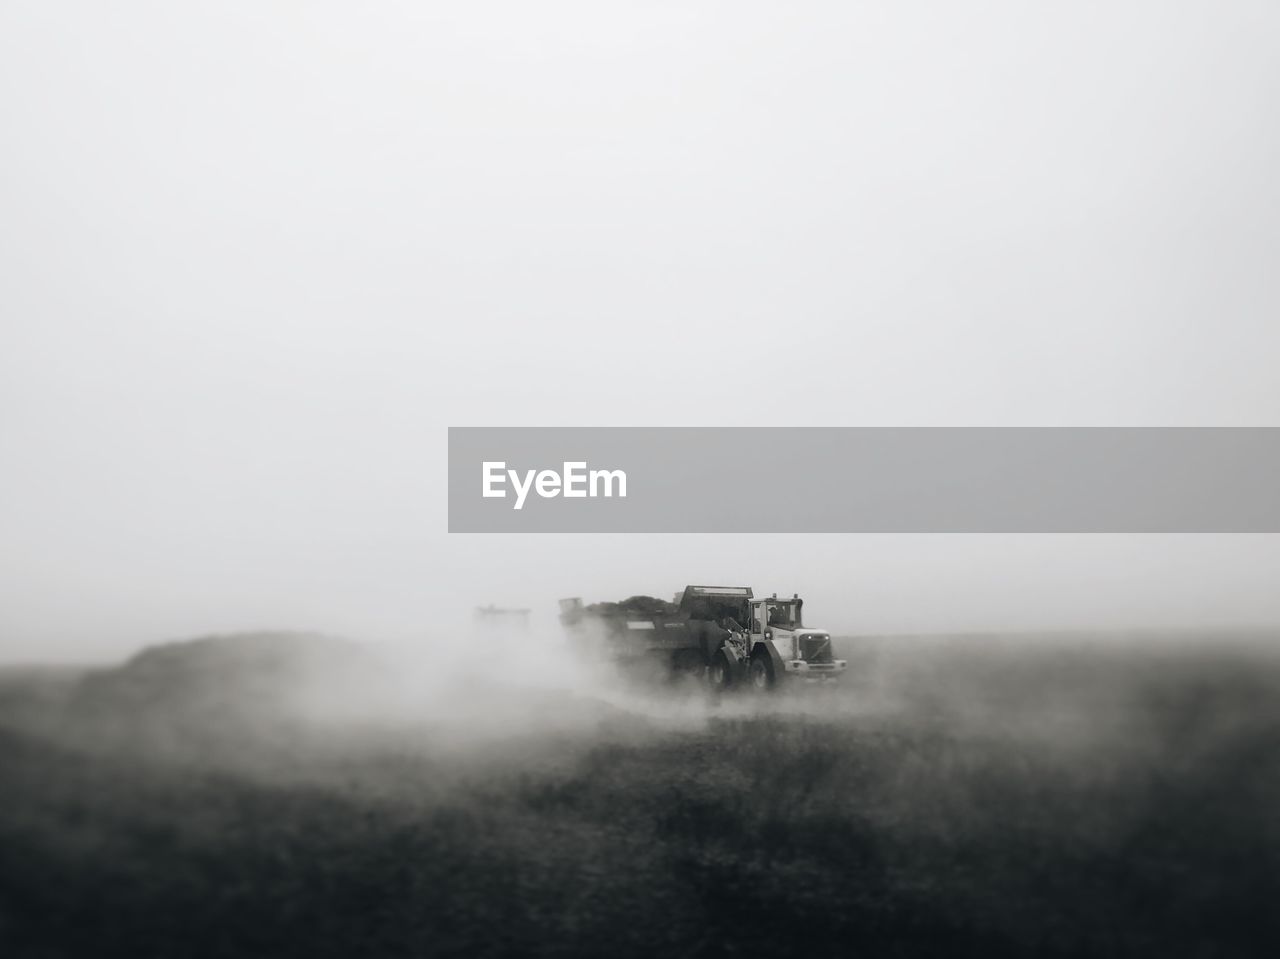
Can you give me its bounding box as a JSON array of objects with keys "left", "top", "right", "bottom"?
[
  {"left": 558, "top": 585, "right": 846, "bottom": 692},
  {"left": 474, "top": 605, "right": 532, "bottom": 630}
]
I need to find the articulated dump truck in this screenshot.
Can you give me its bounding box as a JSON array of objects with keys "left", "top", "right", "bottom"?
[{"left": 558, "top": 585, "right": 847, "bottom": 692}]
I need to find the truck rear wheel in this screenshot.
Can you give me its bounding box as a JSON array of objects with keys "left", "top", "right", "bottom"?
[
  {"left": 671, "top": 649, "right": 705, "bottom": 684},
  {"left": 749, "top": 655, "right": 774, "bottom": 693},
  {"left": 707, "top": 652, "right": 732, "bottom": 691},
  {"left": 747, "top": 655, "right": 768, "bottom": 691}
]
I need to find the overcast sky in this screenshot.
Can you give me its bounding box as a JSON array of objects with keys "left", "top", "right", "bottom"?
[{"left": 3, "top": 3, "right": 1279, "bottom": 661}]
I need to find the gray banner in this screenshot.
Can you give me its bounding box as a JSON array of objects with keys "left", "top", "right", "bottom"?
[{"left": 447, "top": 428, "right": 1280, "bottom": 533}]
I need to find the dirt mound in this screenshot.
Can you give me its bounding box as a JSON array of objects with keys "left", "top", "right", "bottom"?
[
  {"left": 67, "top": 632, "right": 393, "bottom": 748},
  {"left": 584, "top": 595, "right": 677, "bottom": 616}
]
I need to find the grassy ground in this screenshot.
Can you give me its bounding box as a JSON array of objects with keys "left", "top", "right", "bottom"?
[{"left": 0, "top": 633, "right": 1277, "bottom": 958}]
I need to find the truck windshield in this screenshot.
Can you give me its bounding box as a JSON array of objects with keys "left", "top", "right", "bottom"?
[{"left": 766, "top": 603, "right": 801, "bottom": 629}]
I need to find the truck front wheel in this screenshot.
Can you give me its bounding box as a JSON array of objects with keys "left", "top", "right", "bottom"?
[{"left": 749, "top": 656, "right": 774, "bottom": 693}]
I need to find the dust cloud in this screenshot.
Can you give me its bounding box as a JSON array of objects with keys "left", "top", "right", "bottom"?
[{"left": 2, "top": 619, "right": 1278, "bottom": 957}]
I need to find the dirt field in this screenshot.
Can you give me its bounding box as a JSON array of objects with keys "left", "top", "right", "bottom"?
[{"left": 1, "top": 632, "right": 1277, "bottom": 958}]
